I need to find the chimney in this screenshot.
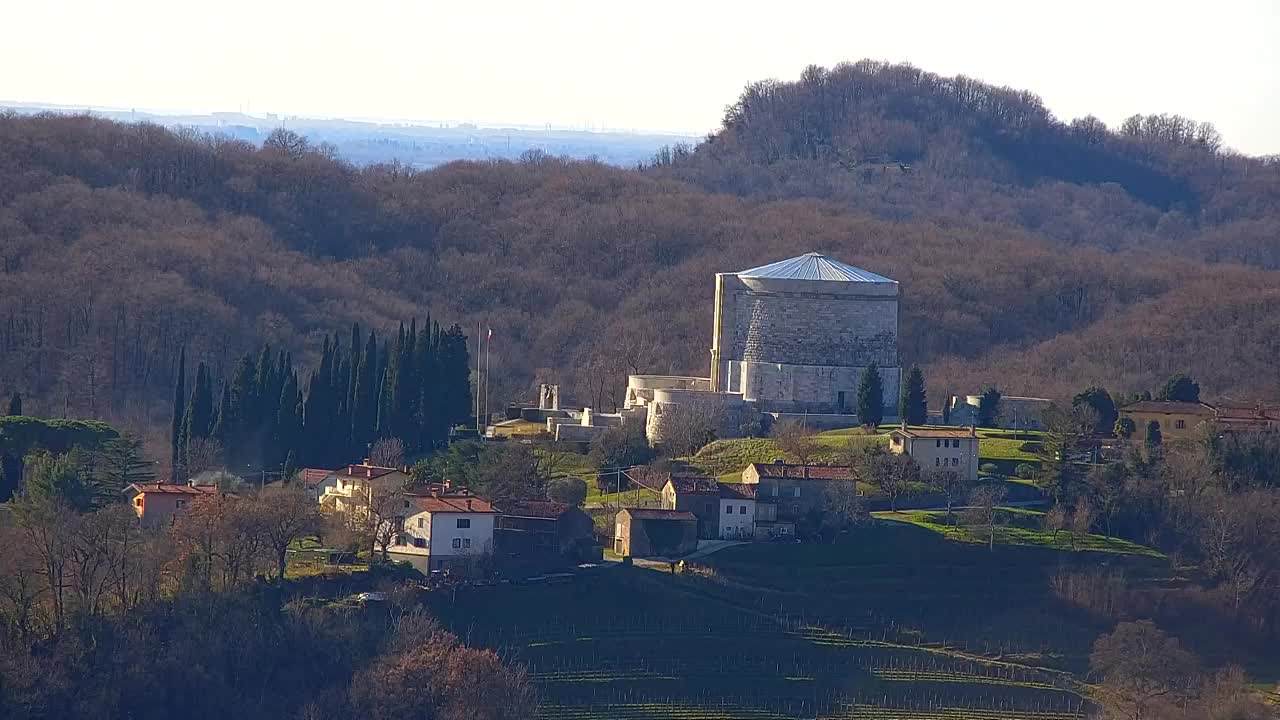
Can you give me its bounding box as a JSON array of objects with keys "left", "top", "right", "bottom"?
[
  {"left": 969, "top": 424, "right": 977, "bottom": 438},
  {"left": 366, "top": 467, "right": 372, "bottom": 478},
  {"left": 466, "top": 498, "right": 473, "bottom": 511},
  {"left": 432, "top": 488, "right": 440, "bottom": 498}
]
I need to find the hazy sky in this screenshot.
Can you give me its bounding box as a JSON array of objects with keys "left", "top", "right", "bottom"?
[{"left": 5, "top": 0, "right": 1278, "bottom": 154}]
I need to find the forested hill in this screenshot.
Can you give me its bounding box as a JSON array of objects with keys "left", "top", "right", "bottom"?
[
  {"left": 2, "top": 60, "right": 1279, "bottom": 454},
  {"left": 657, "top": 61, "right": 1280, "bottom": 269}
]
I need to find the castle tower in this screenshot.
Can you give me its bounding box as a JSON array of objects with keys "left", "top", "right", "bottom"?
[{"left": 709, "top": 252, "right": 900, "bottom": 417}]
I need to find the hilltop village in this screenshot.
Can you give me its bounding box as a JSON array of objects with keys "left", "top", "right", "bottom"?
[{"left": 4, "top": 252, "right": 1279, "bottom": 720}]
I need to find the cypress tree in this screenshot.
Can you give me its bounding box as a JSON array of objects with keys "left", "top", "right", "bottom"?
[
  {"left": 856, "top": 363, "right": 884, "bottom": 428},
  {"left": 436, "top": 323, "right": 473, "bottom": 431},
  {"left": 182, "top": 362, "right": 215, "bottom": 468},
  {"left": 228, "top": 353, "right": 256, "bottom": 464},
  {"left": 7, "top": 391, "right": 22, "bottom": 416},
  {"left": 900, "top": 366, "right": 928, "bottom": 426},
  {"left": 211, "top": 383, "right": 233, "bottom": 462},
  {"left": 352, "top": 329, "right": 378, "bottom": 455},
  {"left": 171, "top": 346, "right": 186, "bottom": 481},
  {"left": 276, "top": 371, "right": 302, "bottom": 467},
  {"left": 303, "top": 370, "right": 327, "bottom": 466}
]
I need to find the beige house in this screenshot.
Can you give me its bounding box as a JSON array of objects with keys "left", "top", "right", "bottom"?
[
  {"left": 318, "top": 461, "right": 411, "bottom": 515},
  {"left": 1118, "top": 401, "right": 1215, "bottom": 444},
  {"left": 660, "top": 475, "right": 722, "bottom": 539},
  {"left": 888, "top": 427, "right": 979, "bottom": 483},
  {"left": 614, "top": 508, "right": 698, "bottom": 558},
  {"left": 124, "top": 483, "right": 219, "bottom": 528}
]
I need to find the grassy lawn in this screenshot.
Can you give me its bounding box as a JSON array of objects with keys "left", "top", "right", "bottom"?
[
  {"left": 875, "top": 509, "right": 1164, "bottom": 557},
  {"left": 687, "top": 432, "right": 887, "bottom": 477},
  {"left": 979, "top": 437, "right": 1042, "bottom": 464},
  {"left": 491, "top": 419, "right": 548, "bottom": 437}
]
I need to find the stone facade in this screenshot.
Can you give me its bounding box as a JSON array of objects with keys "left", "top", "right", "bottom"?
[{"left": 710, "top": 256, "right": 901, "bottom": 419}]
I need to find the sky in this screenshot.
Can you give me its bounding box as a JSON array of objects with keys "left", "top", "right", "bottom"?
[{"left": 4, "top": 0, "right": 1278, "bottom": 154}]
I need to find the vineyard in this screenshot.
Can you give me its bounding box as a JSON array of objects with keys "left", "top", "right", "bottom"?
[{"left": 420, "top": 521, "right": 1167, "bottom": 719}]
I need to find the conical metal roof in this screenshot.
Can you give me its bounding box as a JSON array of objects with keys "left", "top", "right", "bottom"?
[{"left": 736, "top": 252, "right": 895, "bottom": 283}]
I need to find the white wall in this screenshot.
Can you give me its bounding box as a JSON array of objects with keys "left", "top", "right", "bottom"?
[{"left": 718, "top": 498, "right": 755, "bottom": 540}]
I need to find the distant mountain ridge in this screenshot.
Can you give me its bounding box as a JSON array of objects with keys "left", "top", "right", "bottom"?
[{"left": 0, "top": 102, "right": 699, "bottom": 169}]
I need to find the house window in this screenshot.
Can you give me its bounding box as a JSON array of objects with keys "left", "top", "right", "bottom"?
[
  {"left": 403, "top": 500, "right": 410, "bottom": 509},
  {"left": 936, "top": 439, "right": 941, "bottom": 448},
  {"left": 134, "top": 498, "right": 143, "bottom": 507},
  {"left": 457, "top": 518, "right": 471, "bottom": 529},
  {"left": 1175, "top": 419, "right": 1186, "bottom": 429},
  {"left": 464, "top": 538, "right": 471, "bottom": 549},
  {"left": 740, "top": 505, "right": 747, "bottom": 514},
  {"left": 413, "top": 538, "right": 426, "bottom": 548},
  {"left": 452, "top": 538, "right": 461, "bottom": 549},
  {"left": 952, "top": 457, "right": 959, "bottom": 466},
  {"left": 725, "top": 505, "right": 732, "bottom": 515},
  {"left": 176, "top": 500, "right": 186, "bottom": 509},
  {"left": 779, "top": 527, "right": 788, "bottom": 534},
  {"left": 792, "top": 487, "right": 800, "bottom": 498},
  {"left": 417, "top": 518, "right": 424, "bottom": 529},
  {"left": 935, "top": 458, "right": 941, "bottom": 467},
  {"left": 772, "top": 485, "right": 778, "bottom": 497}
]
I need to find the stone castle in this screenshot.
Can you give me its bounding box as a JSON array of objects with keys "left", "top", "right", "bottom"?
[{"left": 624, "top": 252, "right": 901, "bottom": 443}]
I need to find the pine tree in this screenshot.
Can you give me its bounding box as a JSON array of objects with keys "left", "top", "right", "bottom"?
[
  {"left": 856, "top": 363, "right": 884, "bottom": 428},
  {"left": 171, "top": 347, "right": 186, "bottom": 481},
  {"left": 6, "top": 391, "right": 21, "bottom": 416},
  {"left": 900, "top": 365, "right": 928, "bottom": 426}
]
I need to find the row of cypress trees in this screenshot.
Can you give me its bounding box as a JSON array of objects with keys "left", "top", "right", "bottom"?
[{"left": 171, "top": 319, "right": 471, "bottom": 480}]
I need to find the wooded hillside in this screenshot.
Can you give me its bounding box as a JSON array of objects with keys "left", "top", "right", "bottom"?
[{"left": 2, "top": 61, "right": 1279, "bottom": 455}]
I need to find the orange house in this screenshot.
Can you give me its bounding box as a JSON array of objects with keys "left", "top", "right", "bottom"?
[
  {"left": 1118, "top": 401, "right": 1216, "bottom": 443},
  {"left": 124, "top": 483, "right": 219, "bottom": 528}
]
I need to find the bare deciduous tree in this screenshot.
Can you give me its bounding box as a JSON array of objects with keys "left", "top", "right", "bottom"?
[{"left": 370, "top": 437, "right": 405, "bottom": 468}]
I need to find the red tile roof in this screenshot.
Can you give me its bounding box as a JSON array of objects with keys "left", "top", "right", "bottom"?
[
  {"left": 335, "top": 463, "right": 402, "bottom": 481},
  {"left": 747, "top": 463, "right": 856, "bottom": 481},
  {"left": 718, "top": 483, "right": 757, "bottom": 500},
  {"left": 503, "top": 501, "right": 572, "bottom": 519},
  {"left": 665, "top": 476, "right": 719, "bottom": 494},
  {"left": 126, "top": 483, "right": 219, "bottom": 496},
  {"left": 1215, "top": 403, "right": 1280, "bottom": 421},
  {"left": 622, "top": 508, "right": 697, "bottom": 521},
  {"left": 408, "top": 494, "right": 497, "bottom": 514},
  {"left": 300, "top": 468, "right": 334, "bottom": 487},
  {"left": 1120, "top": 401, "right": 1215, "bottom": 416}
]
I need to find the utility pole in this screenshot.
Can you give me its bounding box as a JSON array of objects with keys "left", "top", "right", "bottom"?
[{"left": 474, "top": 320, "right": 481, "bottom": 431}]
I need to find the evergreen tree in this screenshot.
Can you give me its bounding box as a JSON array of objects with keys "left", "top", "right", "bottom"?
[
  {"left": 1158, "top": 374, "right": 1200, "bottom": 403},
  {"left": 94, "top": 434, "right": 155, "bottom": 500},
  {"left": 352, "top": 331, "right": 378, "bottom": 459},
  {"left": 211, "top": 383, "right": 233, "bottom": 462},
  {"left": 303, "top": 370, "right": 328, "bottom": 467},
  {"left": 171, "top": 347, "right": 186, "bottom": 481},
  {"left": 276, "top": 371, "right": 303, "bottom": 467},
  {"left": 899, "top": 365, "right": 928, "bottom": 426},
  {"left": 227, "top": 353, "right": 256, "bottom": 464},
  {"left": 6, "top": 391, "right": 21, "bottom": 416},
  {"left": 856, "top": 364, "right": 884, "bottom": 428},
  {"left": 1146, "top": 420, "right": 1163, "bottom": 449},
  {"left": 977, "top": 387, "right": 1002, "bottom": 428},
  {"left": 182, "top": 362, "right": 215, "bottom": 465},
  {"left": 437, "top": 323, "right": 473, "bottom": 431}
]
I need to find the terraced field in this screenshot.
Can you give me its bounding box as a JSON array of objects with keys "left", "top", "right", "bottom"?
[{"left": 422, "top": 521, "right": 1141, "bottom": 719}]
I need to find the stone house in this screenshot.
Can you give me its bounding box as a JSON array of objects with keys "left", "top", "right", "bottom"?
[
  {"left": 1118, "top": 401, "right": 1216, "bottom": 443},
  {"left": 739, "top": 462, "right": 857, "bottom": 521},
  {"left": 660, "top": 475, "right": 722, "bottom": 539},
  {"left": 124, "top": 482, "right": 220, "bottom": 528},
  {"left": 495, "top": 501, "right": 598, "bottom": 569},
  {"left": 613, "top": 508, "right": 698, "bottom": 558},
  {"left": 888, "top": 427, "right": 980, "bottom": 483},
  {"left": 387, "top": 492, "right": 498, "bottom": 575}
]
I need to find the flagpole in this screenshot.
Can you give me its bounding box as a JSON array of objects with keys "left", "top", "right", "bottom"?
[
  {"left": 474, "top": 320, "right": 481, "bottom": 431},
  {"left": 484, "top": 326, "right": 491, "bottom": 433}
]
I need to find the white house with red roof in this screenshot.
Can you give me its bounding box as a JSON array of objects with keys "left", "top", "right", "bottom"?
[{"left": 387, "top": 491, "right": 499, "bottom": 574}]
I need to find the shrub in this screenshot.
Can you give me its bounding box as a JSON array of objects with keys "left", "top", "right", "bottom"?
[
  {"left": 1015, "top": 463, "right": 1036, "bottom": 480},
  {"left": 548, "top": 476, "right": 588, "bottom": 506},
  {"left": 979, "top": 463, "right": 999, "bottom": 475},
  {"left": 1019, "top": 441, "right": 1044, "bottom": 454}
]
